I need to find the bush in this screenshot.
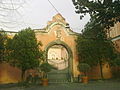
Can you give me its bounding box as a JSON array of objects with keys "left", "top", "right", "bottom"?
[
  {"left": 112, "top": 67, "right": 120, "bottom": 79},
  {"left": 77, "top": 63, "right": 91, "bottom": 76}
]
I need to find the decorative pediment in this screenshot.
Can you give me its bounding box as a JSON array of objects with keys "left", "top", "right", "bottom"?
[
  {"left": 34, "top": 13, "right": 78, "bottom": 35},
  {"left": 47, "top": 13, "right": 66, "bottom": 25}
]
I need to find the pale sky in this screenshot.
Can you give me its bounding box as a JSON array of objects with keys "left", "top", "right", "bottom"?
[{"left": 1, "top": 0, "right": 90, "bottom": 33}]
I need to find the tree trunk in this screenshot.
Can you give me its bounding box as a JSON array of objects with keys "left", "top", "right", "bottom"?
[
  {"left": 99, "top": 60, "right": 104, "bottom": 80},
  {"left": 21, "top": 70, "right": 26, "bottom": 81}
]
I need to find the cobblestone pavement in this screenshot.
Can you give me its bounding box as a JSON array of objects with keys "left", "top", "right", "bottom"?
[{"left": 0, "top": 81, "right": 120, "bottom": 90}]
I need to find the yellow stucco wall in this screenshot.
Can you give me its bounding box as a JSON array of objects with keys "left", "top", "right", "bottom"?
[
  {"left": 0, "top": 63, "right": 21, "bottom": 84},
  {"left": 88, "top": 63, "right": 112, "bottom": 79},
  {"left": 109, "top": 22, "right": 120, "bottom": 38}
]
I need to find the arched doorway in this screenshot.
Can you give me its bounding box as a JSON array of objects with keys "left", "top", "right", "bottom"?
[
  {"left": 48, "top": 45, "right": 68, "bottom": 70},
  {"left": 45, "top": 40, "right": 73, "bottom": 83}
]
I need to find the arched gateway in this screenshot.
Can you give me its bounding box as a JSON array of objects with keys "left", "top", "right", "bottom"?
[
  {"left": 35, "top": 13, "right": 79, "bottom": 82},
  {"left": 45, "top": 40, "right": 73, "bottom": 82}
]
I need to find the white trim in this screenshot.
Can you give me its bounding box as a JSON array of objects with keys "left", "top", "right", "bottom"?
[{"left": 111, "top": 36, "right": 120, "bottom": 41}]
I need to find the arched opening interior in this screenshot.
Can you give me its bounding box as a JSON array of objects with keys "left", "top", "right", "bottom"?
[
  {"left": 47, "top": 45, "right": 69, "bottom": 70},
  {"left": 45, "top": 40, "right": 73, "bottom": 83}
]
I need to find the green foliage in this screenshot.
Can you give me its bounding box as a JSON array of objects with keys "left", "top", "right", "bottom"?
[
  {"left": 6, "top": 28, "right": 43, "bottom": 80},
  {"left": 111, "top": 54, "right": 120, "bottom": 66},
  {"left": 78, "top": 19, "right": 116, "bottom": 61},
  {"left": 77, "top": 63, "right": 91, "bottom": 76},
  {"left": 73, "top": 0, "right": 120, "bottom": 79},
  {"left": 40, "top": 62, "right": 54, "bottom": 78},
  {"left": 76, "top": 36, "right": 97, "bottom": 66},
  {"left": 76, "top": 19, "right": 117, "bottom": 79},
  {"left": 112, "top": 67, "right": 120, "bottom": 79},
  {"left": 76, "top": 34, "right": 116, "bottom": 67},
  {"left": 83, "top": 19, "right": 106, "bottom": 39},
  {"left": 0, "top": 30, "right": 7, "bottom": 62},
  {"left": 40, "top": 62, "right": 52, "bottom": 73},
  {"left": 72, "top": 0, "right": 120, "bottom": 29}
]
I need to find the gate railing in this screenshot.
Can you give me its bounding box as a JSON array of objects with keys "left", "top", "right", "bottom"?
[{"left": 48, "top": 73, "right": 71, "bottom": 83}]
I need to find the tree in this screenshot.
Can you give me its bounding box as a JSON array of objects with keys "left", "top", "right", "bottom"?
[
  {"left": 40, "top": 62, "right": 54, "bottom": 78},
  {"left": 73, "top": 0, "right": 120, "bottom": 79},
  {"left": 76, "top": 35, "right": 116, "bottom": 79},
  {"left": 112, "top": 54, "right": 120, "bottom": 67},
  {"left": 6, "top": 28, "right": 44, "bottom": 80},
  {"left": 76, "top": 21, "right": 117, "bottom": 79},
  {"left": 82, "top": 18, "right": 106, "bottom": 39},
  {"left": 77, "top": 63, "right": 91, "bottom": 76},
  {"left": 0, "top": 30, "right": 7, "bottom": 62},
  {"left": 72, "top": 0, "right": 120, "bottom": 29}
]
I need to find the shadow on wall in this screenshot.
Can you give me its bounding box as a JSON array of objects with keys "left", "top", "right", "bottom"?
[
  {"left": 0, "top": 63, "right": 21, "bottom": 84},
  {"left": 88, "top": 63, "right": 112, "bottom": 80}
]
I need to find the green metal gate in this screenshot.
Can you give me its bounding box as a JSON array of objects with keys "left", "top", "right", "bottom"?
[{"left": 48, "top": 68, "right": 71, "bottom": 83}]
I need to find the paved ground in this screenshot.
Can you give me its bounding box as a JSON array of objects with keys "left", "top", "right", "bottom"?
[{"left": 0, "top": 81, "right": 120, "bottom": 90}]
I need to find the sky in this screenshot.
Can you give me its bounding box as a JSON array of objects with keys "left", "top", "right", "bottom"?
[{"left": 1, "top": 0, "right": 90, "bottom": 33}]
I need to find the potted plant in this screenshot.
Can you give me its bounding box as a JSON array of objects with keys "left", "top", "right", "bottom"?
[
  {"left": 77, "top": 63, "right": 91, "bottom": 83},
  {"left": 40, "top": 62, "right": 53, "bottom": 86}
]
